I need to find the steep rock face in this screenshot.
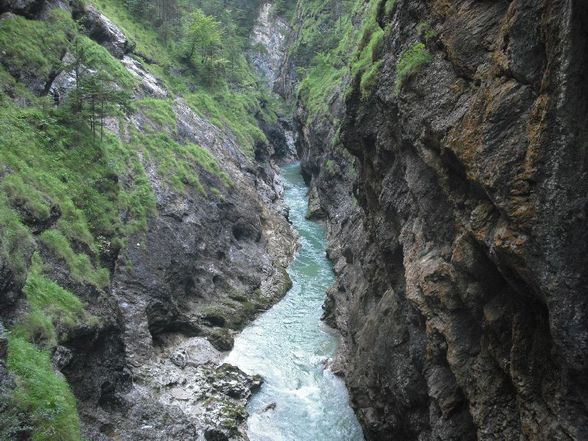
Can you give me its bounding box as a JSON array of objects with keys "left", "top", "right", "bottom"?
[
  {"left": 249, "top": 2, "right": 290, "bottom": 89},
  {"left": 65, "top": 97, "right": 296, "bottom": 440},
  {"left": 0, "top": 0, "right": 43, "bottom": 17},
  {"left": 297, "top": 0, "right": 588, "bottom": 440},
  {"left": 0, "top": 1, "right": 297, "bottom": 439}
]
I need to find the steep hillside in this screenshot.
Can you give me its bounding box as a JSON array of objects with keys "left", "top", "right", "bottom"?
[
  {"left": 0, "top": 1, "right": 296, "bottom": 440},
  {"left": 290, "top": 0, "right": 588, "bottom": 440}
]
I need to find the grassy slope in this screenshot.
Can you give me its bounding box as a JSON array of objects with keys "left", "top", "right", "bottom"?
[
  {"left": 296, "top": 0, "right": 436, "bottom": 122},
  {"left": 0, "top": 1, "right": 280, "bottom": 439},
  {"left": 93, "top": 0, "right": 278, "bottom": 157}
]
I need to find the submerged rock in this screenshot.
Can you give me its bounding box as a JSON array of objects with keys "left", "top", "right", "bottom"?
[{"left": 263, "top": 402, "right": 276, "bottom": 412}]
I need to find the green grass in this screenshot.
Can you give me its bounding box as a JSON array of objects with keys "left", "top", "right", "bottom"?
[
  {"left": 0, "top": 65, "right": 36, "bottom": 103},
  {"left": 359, "top": 59, "right": 384, "bottom": 98},
  {"left": 384, "top": 0, "right": 397, "bottom": 16},
  {"left": 131, "top": 128, "right": 232, "bottom": 193},
  {"left": 185, "top": 89, "right": 268, "bottom": 158},
  {"left": 24, "top": 262, "right": 86, "bottom": 327},
  {"left": 394, "top": 42, "right": 432, "bottom": 95},
  {"left": 137, "top": 98, "right": 177, "bottom": 129},
  {"left": 184, "top": 144, "right": 233, "bottom": 187},
  {"left": 13, "top": 309, "right": 58, "bottom": 348},
  {"left": 91, "top": 0, "right": 279, "bottom": 160},
  {"left": 349, "top": 0, "right": 389, "bottom": 99},
  {"left": 296, "top": 0, "right": 393, "bottom": 113},
  {"left": 417, "top": 21, "right": 438, "bottom": 42},
  {"left": 13, "top": 254, "right": 96, "bottom": 346},
  {"left": 6, "top": 337, "right": 81, "bottom": 441},
  {"left": 0, "top": 194, "right": 34, "bottom": 282},
  {"left": 0, "top": 3, "right": 286, "bottom": 439},
  {"left": 324, "top": 159, "right": 337, "bottom": 175},
  {"left": 296, "top": 6, "right": 358, "bottom": 118},
  {"left": 0, "top": 98, "right": 158, "bottom": 275},
  {"left": 298, "top": 56, "right": 346, "bottom": 118},
  {"left": 91, "top": 0, "right": 173, "bottom": 66},
  {"left": 40, "top": 230, "right": 110, "bottom": 288},
  {"left": 0, "top": 9, "right": 76, "bottom": 84},
  {"left": 2, "top": 173, "right": 53, "bottom": 221},
  {"left": 76, "top": 35, "right": 136, "bottom": 88}
]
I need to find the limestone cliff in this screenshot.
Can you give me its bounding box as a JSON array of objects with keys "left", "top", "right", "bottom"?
[{"left": 293, "top": 0, "right": 588, "bottom": 439}]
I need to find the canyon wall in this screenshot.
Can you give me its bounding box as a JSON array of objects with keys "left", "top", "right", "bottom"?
[
  {"left": 293, "top": 0, "right": 588, "bottom": 439},
  {"left": 0, "top": 1, "right": 295, "bottom": 439}
]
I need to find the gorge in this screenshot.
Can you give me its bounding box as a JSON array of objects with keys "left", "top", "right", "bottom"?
[{"left": 0, "top": 1, "right": 587, "bottom": 441}]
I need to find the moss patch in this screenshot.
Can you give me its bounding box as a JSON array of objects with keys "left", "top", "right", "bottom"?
[{"left": 394, "top": 42, "right": 432, "bottom": 95}]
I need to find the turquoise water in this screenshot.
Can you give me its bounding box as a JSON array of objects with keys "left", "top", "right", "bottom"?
[{"left": 226, "top": 163, "right": 364, "bottom": 441}]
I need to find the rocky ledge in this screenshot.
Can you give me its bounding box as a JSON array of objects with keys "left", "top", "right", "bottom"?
[{"left": 82, "top": 337, "right": 261, "bottom": 441}]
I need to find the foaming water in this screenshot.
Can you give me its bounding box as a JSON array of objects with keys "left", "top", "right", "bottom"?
[{"left": 226, "top": 163, "right": 364, "bottom": 441}]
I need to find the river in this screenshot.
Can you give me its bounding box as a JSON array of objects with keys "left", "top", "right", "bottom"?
[{"left": 226, "top": 163, "right": 364, "bottom": 441}]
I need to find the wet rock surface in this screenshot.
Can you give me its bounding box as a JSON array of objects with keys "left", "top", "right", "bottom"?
[
  {"left": 82, "top": 337, "right": 260, "bottom": 441},
  {"left": 294, "top": 1, "right": 588, "bottom": 440}
]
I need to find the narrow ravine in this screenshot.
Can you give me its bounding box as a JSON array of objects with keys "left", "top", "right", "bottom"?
[{"left": 226, "top": 163, "right": 364, "bottom": 441}]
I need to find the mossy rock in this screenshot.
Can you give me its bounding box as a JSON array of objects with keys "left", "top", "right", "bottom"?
[{"left": 207, "top": 328, "right": 234, "bottom": 352}]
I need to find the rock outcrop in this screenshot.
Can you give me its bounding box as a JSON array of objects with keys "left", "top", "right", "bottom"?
[
  {"left": 295, "top": 0, "right": 588, "bottom": 440},
  {"left": 249, "top": 2, "right": 290, "bottom": 89},
  {"left": 0, "top": 0, "right": 44, "bottom": 17},
  {"left": 74, "top": 4, "right": 135, "bottom": 59}
]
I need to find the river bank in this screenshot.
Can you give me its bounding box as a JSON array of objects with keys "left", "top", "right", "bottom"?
[{"left": 227, "top": 163, "right": 364, "bottom": 441}]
